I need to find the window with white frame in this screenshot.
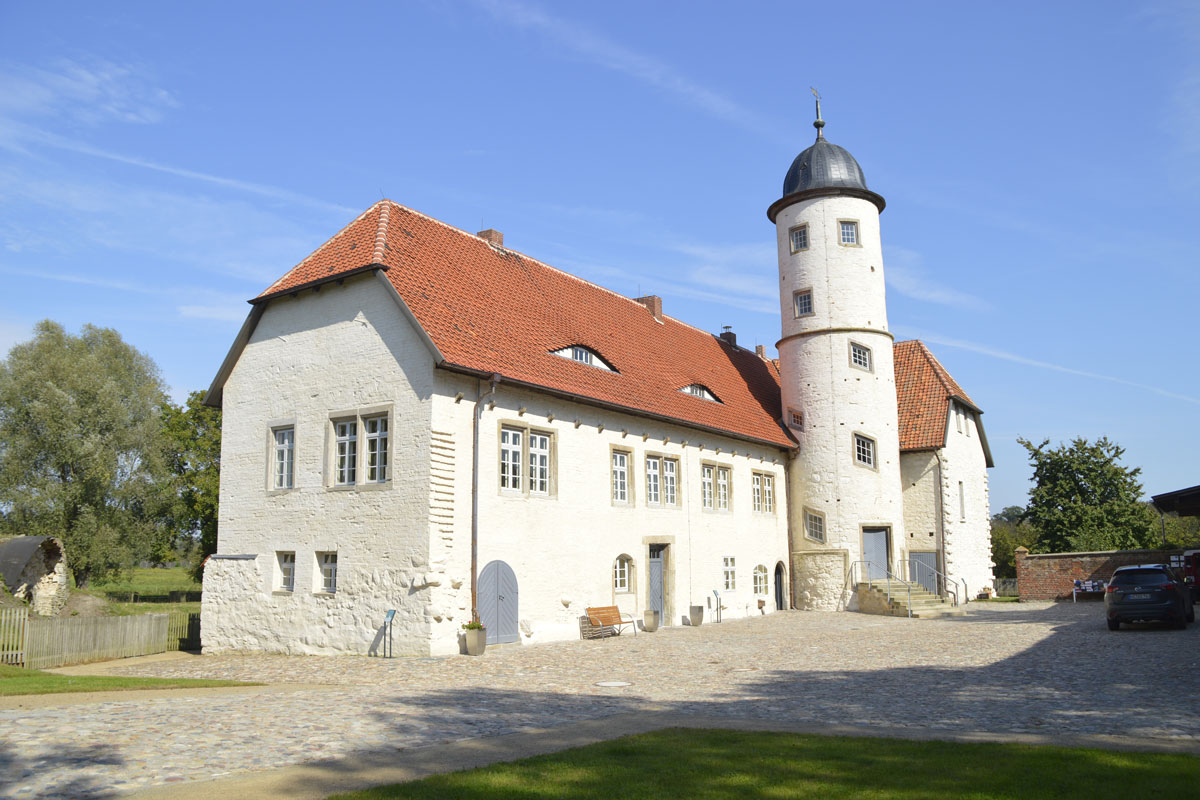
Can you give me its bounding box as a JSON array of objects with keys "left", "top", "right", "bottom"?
[
  {"left": 854, "top": 434, "right": 876, "bottom": 468},
  {"left": 788, "top": 409, "right": 804, "bottom": 429},
  {"left": 318, "top": 551, "right": 338, "bottom": 593},
  {"left": 840, "top": 220, "right": 859, "bottom": 245},
  {"left": 364, "top": 415, "right": 388, "bottom": 483},
  {"left": 500, "top": 427, "right": 523, "bottom": 491},
  {"left": 959, "top": 481, "right": 966, "bottom": 522},
  {"left": 571, "top": 345, "right": 593, "bottom": 365},
  {"left": 528, "top": 432, "right": 550, "bottom": 495},
  {"left": 752, "top": 473, "right": 763, "bottom": 512},
  {"left": 723, "top": 556, "right": 736, "bottom": 590},
  {"left": 753, "top": 564, "right": 768, "bottom": 595},
  {"left": 701, "top": 465, "right": 714, "bottom": 509},
  {"left": 663, "top": 458, "right": 678, "bottom": 506},
  {"left": 850, "top": 342, "right": 872, "bottom": 371},
  {"left": 645, "top": 456, "right": 660, "bottom": 505},
  {"left": 613, "top": 555, "right": 632, "bottom": 593},
  {"left": 550, "top": 345, "right": 615, "bottom": 371},
  {"left": 273, "top": 427, "right": 294, "bottom": 490},
  {"left": 277, "top": 551, "right": 295, "bottom": 592},
  {"left": 334, "top": 420, "right": 357, "bottom": 485},
  {"left": 805, "top": 509, "right": 826, "bottom": 543},
  {"left": 794, "top": 290, "right": 814, "bottom": 317},
  {"left": 753, "top": 472, "right": 775, "bottom": 513},
  {"left": 789, "top": 224, "right": 809, "bottom": 252},
  {"left": 681, "top": 384, "right": 720, "bottom": 402},
  {"left": 716, "top": 467, "right": 730, "bottom": 510},
  {"left": 611, "top": 450, "right": 630, "bottom": 504}
]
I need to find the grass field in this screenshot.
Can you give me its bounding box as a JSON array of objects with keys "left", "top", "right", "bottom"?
[
  {"left": 0, "top": 663, "right": 253, "bottom": 696},
  {"left": 81, "top": 566, "right": 202, "bottom": 616},
  {"left": 330, "top": 728, "right": 1200, "bottom": 800}
]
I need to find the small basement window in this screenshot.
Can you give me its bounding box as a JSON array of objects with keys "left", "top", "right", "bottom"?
[
  {"left": 680, "top": 384, "right": 721, "bottom": 403},
  {"left": 551, "top": 345, "right": 616, "bottom": 372}
]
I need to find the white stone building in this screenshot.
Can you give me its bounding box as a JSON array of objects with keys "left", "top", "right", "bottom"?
[{"left": 201, "top": 112, "right": 994, "bottom": 655}]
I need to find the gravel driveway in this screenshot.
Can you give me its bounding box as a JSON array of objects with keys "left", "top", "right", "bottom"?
[{"left": 2, "top": 601, "right": 1197, "bottom": 798}]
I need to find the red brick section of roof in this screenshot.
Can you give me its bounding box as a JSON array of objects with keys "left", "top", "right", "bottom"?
[
  {"left": 893, "top": 339, "right": 975, "bottom": 451},
  {"left": 255, "top": 200, "right": 795, "bottom": 449}
]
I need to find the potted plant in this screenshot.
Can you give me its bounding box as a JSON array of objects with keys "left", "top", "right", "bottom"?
[{"left": 462, "top": 619, "right": 487, "bottom": 656}]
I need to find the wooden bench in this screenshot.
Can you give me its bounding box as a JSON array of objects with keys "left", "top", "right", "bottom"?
[{"left": 583, "top": 605, "right": 637, "bottom": 638}]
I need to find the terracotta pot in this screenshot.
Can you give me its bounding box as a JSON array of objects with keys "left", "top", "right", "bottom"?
[
  {"left": 464, "top": 628, "right": 487, "bottom": 656},
  {"left": 643, "top": 610, "right": 660, "bottom": 632}
]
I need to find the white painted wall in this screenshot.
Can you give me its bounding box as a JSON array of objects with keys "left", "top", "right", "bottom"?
[
  {"left": 938, "top": 406, "right": 994, "bottom": 598},
  {"left": 774, "top": 194, "right": 906, "bottom": 605},
  {"left": 428, "top": 374, "right": 792, "bottom": 652},
  {"left": 203, "top": 275, "right": 439, "bottom": 656}
]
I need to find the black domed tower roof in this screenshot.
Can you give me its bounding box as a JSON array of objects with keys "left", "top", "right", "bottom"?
[{"left": 767, "top": 96, "right": 885, "bottom": 221}]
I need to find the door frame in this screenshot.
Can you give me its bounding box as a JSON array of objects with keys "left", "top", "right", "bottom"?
[
  {"left": 774, "top": 561, "right": 787, "bottom": 610},
  {"left": 860, "top": 525, "right": 892, "bottom": 580},
  {"left": 646, "top": 542, "right": 671, "bottom": 626}
]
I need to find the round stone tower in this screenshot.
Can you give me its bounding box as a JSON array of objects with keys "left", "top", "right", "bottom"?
[{"left": 768, "top": 97, "right": 906, "bottom": 609}]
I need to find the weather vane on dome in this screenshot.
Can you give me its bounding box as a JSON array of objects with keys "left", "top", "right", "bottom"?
[{"left": 811, "top": 87, "right": 825, "bottom": 139}]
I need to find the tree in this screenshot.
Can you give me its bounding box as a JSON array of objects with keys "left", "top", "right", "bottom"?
[
  {"left": 160, "top": 391, "right": 221, "bottom": 580},
  {"left": 989, "top": 506, "right": 1037, "bottom": 579},
  {"left": 1019, "top": 437, "right": 1157, "bottom": 553},
  {"left": 0, "top": 321, "right": 176, "bottom": 587}
]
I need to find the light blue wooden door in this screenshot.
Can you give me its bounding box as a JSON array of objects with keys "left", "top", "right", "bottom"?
[
  {"left": 862, "top": 528, "right": 890, "bottom": 581},
  {"left": 648, "top": 545, "right": 665, "bottom": 620},
  {"left": 910, "top": 552, "right": 939, "bottom": 594},
  {"left": 479, "top": 560, "right": 519, "bottom": 645}
]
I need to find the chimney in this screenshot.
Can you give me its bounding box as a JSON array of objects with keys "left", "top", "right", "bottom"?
[
  {"left": 755, "top": 345, "right": 767, "bottom": 359},
  {"left": 719, "top": 326, "right": 736, "bottom": 347},
  {"left": 634, "top": 295, "right": 663, "bottom": 321},
  {"left": 477, "top": 229, "right": 504, "bottom": 247}
]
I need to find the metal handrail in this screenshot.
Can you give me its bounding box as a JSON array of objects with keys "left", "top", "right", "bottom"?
[
  {"left": 903, "top": 559, "right": 962, "bottom": 607},
  {"left": 843, "top": 560, "right": 913, "bottom": 618}
]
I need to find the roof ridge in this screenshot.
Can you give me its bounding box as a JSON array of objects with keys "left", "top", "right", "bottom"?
[{"left": 373, "top": 202, "right": 391, "bottom": 263}]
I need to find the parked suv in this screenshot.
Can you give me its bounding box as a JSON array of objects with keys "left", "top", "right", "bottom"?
[{"left": 1105, "top": 564, "right": 1195, "bottom": 631}]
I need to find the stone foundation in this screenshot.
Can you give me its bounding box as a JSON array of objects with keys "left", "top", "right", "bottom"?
[{"left": 792, "top": 549, "right": 849, "bottom": 611}]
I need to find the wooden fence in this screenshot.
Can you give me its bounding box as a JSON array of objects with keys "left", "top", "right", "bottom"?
[{"left": 0, "top": 609, "right": 201, "bottom": 669}]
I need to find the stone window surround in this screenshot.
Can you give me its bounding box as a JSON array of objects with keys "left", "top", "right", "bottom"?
[
  {"left": 264, "top": 417, "right": 297, "bottom": 495},
  {"left": 643, "top": 451, "right": 681, "bottom": 509},
  {"left": 848, "top": 340, "right": 873, "bottom": 373},
  {"left": 274, "top": 550, "right": 295, "bottom": 593},
  {"left": 852, "top": 432, "right": 878, "bottom": 471},
  {"left": 787, "top": 407, "right": 804, "bottom": 430},
  {"left": 496, "top": 419, "right": 558, "bottom": 498},
  {"left": 751, "top": 470, "right": 776, "bottom": 514},
  {"left": 793, "top": 288, "right": 815, "bottom": 318},
  {"left": 315, "top": 550, "right": 338, "bottom": 595},
  {"left": 613, "top": 553, "right": 635, "bottom": 594},
  {"left": 610, "top": 445, "right": 634, "bottom": 507},
  {"left": 788, "top": 222, "right": 809, "bottom": 253},
  {"left": 700, "top": 460, "right": 733, "bottom": 512},
  {"left": 323, "top": 403, "right": 395, "bottom": 491},
  {"left": 803, "top": 507, "right": 826, "bottom": 544},
  {"left": 837, "top": 218, "right": 862, "bottom": 247},
  {"left": 753, "top": 564, "right": 769, "bottom": 594}
]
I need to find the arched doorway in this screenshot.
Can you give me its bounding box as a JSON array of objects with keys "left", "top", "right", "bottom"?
[
  {"left": 774, "top": 562, "right": 787, "bottom": 610},
  {"left": 478, "top": 560, "right": 519, "bottom": 644}
]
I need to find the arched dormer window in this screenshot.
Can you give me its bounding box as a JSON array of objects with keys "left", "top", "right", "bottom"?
[
  {"left": 680, "top": 383, "right": 721, "bottom": 403},
  {"left": 551, "top": 345, "right": 616, "bottom": 372}
]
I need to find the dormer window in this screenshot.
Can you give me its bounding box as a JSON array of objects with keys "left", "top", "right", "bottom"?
[
  {"left": 681, "top": 384, "right": 720, "bottom": 403},
  {"left": 551, "top": 345, "right": 615, "bottom": 372}
]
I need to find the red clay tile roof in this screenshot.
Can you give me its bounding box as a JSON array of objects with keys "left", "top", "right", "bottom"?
[
  {"left": 256, "top": 201, "right": 795, "bottom": 448},
  {"left": 894, "top": 339, "right": 974, "bottom": 451}
]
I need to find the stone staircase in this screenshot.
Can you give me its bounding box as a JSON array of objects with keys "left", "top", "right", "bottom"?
[{"left": 855, "top": 578, "right": 965, "bottom": 618}]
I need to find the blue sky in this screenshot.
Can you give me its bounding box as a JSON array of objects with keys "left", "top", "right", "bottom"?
[{"left": 1, "top": 1, "right": 1197, "bottom": 512}]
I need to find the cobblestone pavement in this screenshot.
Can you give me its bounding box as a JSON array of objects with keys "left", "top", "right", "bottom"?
[{"left": 2, "top": 601, "right": 1198, "bottom": 798}]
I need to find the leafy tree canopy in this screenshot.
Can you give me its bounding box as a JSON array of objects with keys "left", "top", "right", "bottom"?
[
  {"left": 0, "top": 321, "right": 175, "bottom": 586},
  {"left": 1019, "top": 436, "right": 1156, "bottom": 553},
  {"left": 989, "top": 506, "right": 1037, "bottom": 579},
  {"left": 160, "top": 390, "right": 221, "bottom": 580}
]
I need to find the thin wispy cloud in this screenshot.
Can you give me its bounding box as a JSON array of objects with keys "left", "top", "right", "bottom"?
[
  {"left": 474, "top": 0, "right": 783, "bottom": 143},
  {"left": 0, "top": 59, "right": 177, "bottom": 125},
  {"left": 899, "top": 327, "right": 1200, "bottom": 406},
  {"left": 884, "top": 245, "right": 988, "bottom": 311}
]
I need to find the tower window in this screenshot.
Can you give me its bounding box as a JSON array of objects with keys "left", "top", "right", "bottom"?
[
  {"left": 793, "top": 290, "right": 814, "bottom": 317},
  {"left": 850, "top": 342, "right": 872, "bottom": 371},
  {"left": 804, "top": 509, "right": 826, "bottom": 543},
  {"left": 789, "top": 224, "right": 809, "bottom": 253},
  {"left": 839, "top": 220, "right": 859, "bottom": 246},
  {"left": 788, "top": 409, "right": 804, "bottom": 429},
  {"left": 854, "top": 434, "right": 876, "bottom": 469}
]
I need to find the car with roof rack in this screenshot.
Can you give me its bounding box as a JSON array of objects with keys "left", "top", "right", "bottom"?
[{"left": 1105, "top": 564, "right": 1194, "bottom": 631}]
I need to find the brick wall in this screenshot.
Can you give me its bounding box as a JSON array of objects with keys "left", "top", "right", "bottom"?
[{"left": 1014, "top": 546, "right": 1186, "bottom": 600}]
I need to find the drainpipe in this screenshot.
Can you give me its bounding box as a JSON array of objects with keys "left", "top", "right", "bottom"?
[
  {"left": 933, "top": 451, "right": 948, "bottom": 599},
  {"left": 471, "top": 373, "right": 501, "bottom": 622}
]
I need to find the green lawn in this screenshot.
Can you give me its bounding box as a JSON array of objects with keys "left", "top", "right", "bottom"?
[
  {"left": 83, "top": 566, "right": 202, "bottom": 616},
  {"left": 0, "top": 663, "right": 254, "bottom": 696},
  {"left": 330, "top": 728, "right": 1200, "bottom": 800}
]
